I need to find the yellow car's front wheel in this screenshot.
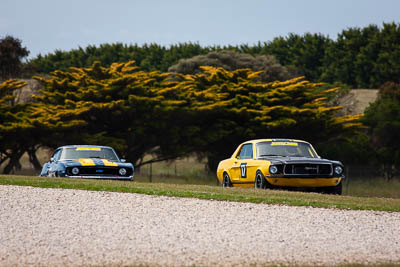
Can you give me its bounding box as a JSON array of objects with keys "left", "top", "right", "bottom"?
[{"left": 254, "top": 171, "right": 272, "bottom": 189}]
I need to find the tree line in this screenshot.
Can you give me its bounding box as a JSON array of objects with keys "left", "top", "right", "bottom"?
[
  {"left": 1, "top": 22, "right": 399, "bottom": 178},
  {"left": 25, "top": 22, "right": 400, "bottom": 89},
  {"left": 0, "top": 61, "right": 361, "bottom": 173}
]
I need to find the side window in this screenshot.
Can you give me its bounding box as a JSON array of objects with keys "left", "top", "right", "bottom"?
[{"left": 238, "top": 144, "right": 253, "bottom": 159}]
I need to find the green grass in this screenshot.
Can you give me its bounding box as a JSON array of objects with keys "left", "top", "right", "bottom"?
[
  {"left": 344, "top": 178, "right": 400, "bottom": 198},
  {"left": 8, "top": 150, "right": 400, "bottom": 199},
  {"left": 1, "top": 175, "right": 400, "bottom": 212}
]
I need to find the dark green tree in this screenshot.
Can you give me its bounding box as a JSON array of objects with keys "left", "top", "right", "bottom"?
[
  {"left": 30, "top": 43, "right": 212, "bottom": 73},
  {"left": 322, "top": 23, "right": 400, "bottom": 88},
  {"left": 362, "top": 82, "right": 400, "bottom": 179},
  {"left": 168, "top": 50, "right": 293, "bottom": 82},
  {"left": 260, "top": 33, "right": 332, "bottom": 81},
  {"left": 0, "top": 79, "right": 42, "bottom": 174},
  {"left": 28, "top": 22, "right": 400, "bottom": 89},
  {"left": 0, "top": 36, "right": 30, "bottom": 80}
]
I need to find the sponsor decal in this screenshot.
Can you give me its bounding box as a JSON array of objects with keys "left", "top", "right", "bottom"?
[
  {"left": 76, "top": 147, "right": 101, "bottom": 151},
  {"left": 271, "top": 142, "right": 298, "bottom": 146}
]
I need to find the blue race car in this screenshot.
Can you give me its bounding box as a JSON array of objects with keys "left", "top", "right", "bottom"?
[{"left": 40, "top": 145, "right": 134, "bottom": 180}]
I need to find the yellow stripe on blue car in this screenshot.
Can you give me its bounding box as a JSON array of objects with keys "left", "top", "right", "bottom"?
[
  {"left": 79, "top": 158, "right": 96, "bottom": 166},
  {"left": 100, "top": 159, "right": 118, "bottom": 166},
  {"left": 79, "top": 158, "right": 119, "bottom": 167}
]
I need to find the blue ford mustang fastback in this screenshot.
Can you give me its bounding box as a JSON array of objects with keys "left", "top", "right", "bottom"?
[{"left": 40, "top": 145, "right": 134, "bottom": 180}]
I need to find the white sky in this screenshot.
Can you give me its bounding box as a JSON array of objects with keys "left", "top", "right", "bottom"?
[{"left": 2, "top": 0, "right": 400, "bottom": 58}]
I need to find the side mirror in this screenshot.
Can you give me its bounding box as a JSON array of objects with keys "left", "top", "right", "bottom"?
[
  {"left": 50, "top": 157, "right": 55, "bottom": 163},
  {"left": 120, "top": 159, "right": 126, "bottom": 163}
]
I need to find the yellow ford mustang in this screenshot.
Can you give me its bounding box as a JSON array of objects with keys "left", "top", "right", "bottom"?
[{"left": 216, "top": 139, "right": 344, "bottom": 194}]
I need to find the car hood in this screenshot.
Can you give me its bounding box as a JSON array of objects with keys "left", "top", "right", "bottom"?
[
  {"left": 59, "top": 158, "right": 133, "bottom": 168},
  {"left": 258, "top": 156, "right": 343, "bottom": 166}
]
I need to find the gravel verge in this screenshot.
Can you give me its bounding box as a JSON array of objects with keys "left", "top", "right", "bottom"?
[{"left": 1, "top": 185, "right": 400, "bottom": 266}]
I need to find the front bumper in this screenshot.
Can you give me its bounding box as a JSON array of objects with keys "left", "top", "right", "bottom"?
[
  {"left": 66, "top": 175, "right": 133, "bottom": 180},
  {"left": 266, "top": 177, "right": 342, "bottom": 187}
]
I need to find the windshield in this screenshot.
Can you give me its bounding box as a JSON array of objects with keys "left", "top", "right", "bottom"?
[
  {"left": 256, "top": 141, "right": 318, "bottom": 158},
  {"left": 60, "top": 147, "right": 119, "bottom": 161}
]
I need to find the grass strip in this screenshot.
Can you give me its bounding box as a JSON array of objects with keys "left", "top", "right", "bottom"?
[{"left": 1, "top": 175, "right": 400, "bottom": 212}]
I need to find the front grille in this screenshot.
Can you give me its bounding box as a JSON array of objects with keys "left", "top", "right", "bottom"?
[
  {"left": 284, "top": 163, "right": 332, "bottom": 176},
  {"left": 66, "top": 167, "right": 132, "bottom": 177}
]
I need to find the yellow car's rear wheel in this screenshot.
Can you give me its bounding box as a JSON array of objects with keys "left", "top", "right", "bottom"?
[{"left": 222, "top": 172, "right": 232, "bottom": 187}]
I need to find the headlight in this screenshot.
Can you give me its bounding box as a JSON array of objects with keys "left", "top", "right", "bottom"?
[
  {"left": 269, "top": 165, "right": 278, "bottom": 174},
  {"left": 119, "top": 168, "right": 127, "bottom": 176},
  {"left": 71, "top": 167, "right": 79, "bottom": 175},
  {"left": 334, "top": 166, "right": 343, "bottom": 175}
]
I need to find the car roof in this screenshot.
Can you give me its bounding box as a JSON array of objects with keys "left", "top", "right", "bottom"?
[
  {"left": 57, "top": 145, "right": 114, "bottom": 150},
  {"left": 243, "top": 138, "right": 310, "bottom": 145}
]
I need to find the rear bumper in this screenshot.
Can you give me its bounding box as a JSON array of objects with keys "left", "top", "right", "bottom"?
[
  {"left": 66, "top": 175, "right": 133, "bottom": 180},
  {"left": 266, "top": 177, "right": 342, "bottom": 187}
]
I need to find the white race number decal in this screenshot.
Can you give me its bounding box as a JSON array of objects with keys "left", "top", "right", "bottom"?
[{"left": 240, "top": 163, "right": 247, "bottom": 178}]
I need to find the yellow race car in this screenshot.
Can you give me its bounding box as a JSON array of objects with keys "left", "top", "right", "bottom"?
[{"left": 216, "top": 139, "right": 344, "bottom": 194}]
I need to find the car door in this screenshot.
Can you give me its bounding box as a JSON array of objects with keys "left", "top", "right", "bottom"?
[{"left": 230, "top": 143, "right": 254, "bottom": 183}]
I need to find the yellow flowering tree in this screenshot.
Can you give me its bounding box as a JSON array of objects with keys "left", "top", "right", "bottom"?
[
  {"left": 32, "top": 61, "right": 194, "bottom": 167},
  {"left": 171, "top": 67, "right": 362, "bottom": 170},
  {"left": 32, "top": 62, "right": 361, "bottom": 171}
]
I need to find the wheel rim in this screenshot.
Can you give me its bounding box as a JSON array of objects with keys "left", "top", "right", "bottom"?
[
  {"left": 255, "top": 174, "right": 261, "bottom": 188},
  {"left": 223, "top": 175, "right": 228, "bottom": 187}
]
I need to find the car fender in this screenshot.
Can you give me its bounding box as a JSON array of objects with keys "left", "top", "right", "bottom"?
[
  {"left": 48, "top": 162, "right": 66, "bottom": 177},
  {"left": 55, "top": 162, "right": 67, "bottom": 177},
  {"left": 223, "top": 169, "right": 234, "bottom": 180},
  {"left": 216, "top": 159, "right": 234, "bottom": 183},
  {"left": 255, "top": 160, "right": 272, "bottom": 177},
  {"left": 218, "top": 169, "right": 234, "bottom": 185},
  {"left": 40, "top": 162, "right": 50, "bottom": 176}
]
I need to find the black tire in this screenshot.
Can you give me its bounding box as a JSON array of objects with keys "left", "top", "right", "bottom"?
[
  {"left": 222, "top": 172, "right": 233, "bottom": 188},
  {"left": 254, "top": 171, "right": 267, "bottom": 189}
]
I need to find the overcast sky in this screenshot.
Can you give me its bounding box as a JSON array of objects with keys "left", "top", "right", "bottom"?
[{"left": 2, "top": 0, "right": 400, "bottom": 59}]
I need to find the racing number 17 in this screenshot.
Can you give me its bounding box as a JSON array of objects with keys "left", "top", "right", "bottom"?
[{"left": 240, "top": 163, "right": 247, "bottom": 178}]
